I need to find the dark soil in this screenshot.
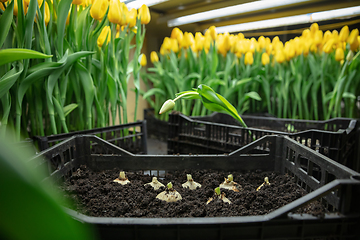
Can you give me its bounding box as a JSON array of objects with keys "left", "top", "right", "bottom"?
[{"left": 60, "top": 165, "right": 327, "bottom": 218}]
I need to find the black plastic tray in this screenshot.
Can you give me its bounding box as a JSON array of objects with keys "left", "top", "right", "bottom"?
[
  {"left": 168, "top": 113, "right": 360, "bottom": 172},
  {"left": 31, "top": 134, "right": 360, "bottom": 240},
  {"left": 33, "top": 121, "right": 148, "bottom": 154}
]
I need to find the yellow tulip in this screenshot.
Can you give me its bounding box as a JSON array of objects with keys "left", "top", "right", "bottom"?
[
  {"left": 138, "top": 4, "right": 151, "bottom": 24},
  {"left": 302, "top": 29, "right": 311, "bottom": 39},
  {"left": 348, "top": 28, "right": 359, "bottom": 51},
  {"left": 0, "top": 2, "right": 5, "bottom": 10},
  {"left": 44, "top": 1, "right": 50, "bottom": 25},
  {"left": 182, "top": 32, "right": 195, "bottom": 49},
  {"left": 244, "top": 51, "right": 253, "bottom": 65},
  {"left": 108, "top": 0, "right": 122, "bottom": 24},
  {"left": 322, "top": 38, "right": 335, "bottom": 53},
  {"left": 237, "top": 32, "right": 245, "bottom": 40},
  {"left": 13, "top": 0, "right": 28, "bottom": 16},
  {"left": 140, "top": 54, "right": 147, "bottom": 66},
  {"left": 335, "top": 47, "right": 344, "bottom": 62},
  {"left": 118, "top": 2, "right": 128, "bottom": 26},
  {"left": 195, "top": 32, "right": 205, "bottom": 52},
  {"left": 332, "top": 30, "right": 339, "bottom": 42},
  {"left": 170, "top": 27, "right": 184, "bottom": 44},
  {"left": 284, "top": 41, "right": 295, "bottom": 61},
  {"left": 72, "top": 0, "right": 83, "bottom": 5},
  {"left": 322, "top": 30, "right": 332, "bottom": 45},
  {"left": 275, "top": 49, "right": 285, "bottom": 63},
  {"left": 218, "top": 33, "right": 231, "bottom": 56},
  {"left": 258, "top": 36, "right": 266, "bottom": 50},
  {"left": 126, "top": 8, "right": 137, "bottom": 28},
  {"left": 206, "top": 26, "right": 217, "bottom": 41},
  {"left": 97, "top": 26, "right": 111, "bottom": 47},
  {"left": 272, "top": 36, "right": 280, "bottom": 45},
  {"left": 90, "top": 0, "right": 108, "bottom": 21},
  {"left": 310, "top": 23, "right": 319, "bottom": 36},
  {"left": 150, "top": 51, "right": 159, "bottom": 63},
  {"left": 170, "top": 38, "right": 179, "bottom": 53},
  {"left": 162, "top": 37, "right": 172, "bottom": 52},
  {"left": 313, "top": 30, "right": 323, "bottom": 46},
  {"left": 339, "top": 25, "right": 349, "bottom": 42},
  {"left": 261, "top": 52, "right": 270, "bottom": 65}
]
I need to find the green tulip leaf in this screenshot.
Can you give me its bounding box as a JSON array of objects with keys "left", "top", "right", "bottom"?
[
  {"left": 0, "top": 49, "right": 52, "bottom": 66},
  {"left": 63, "top": 103, "right": 78, "bottom": 117},
  {"left": 143, "top": 88, "right": 166, "bottom": 100},
  {"left": 0, "top": 0, "right": 14, "bottom": 48},
  {"left": 0, "top": 63, "right": 23, "bottom": 99}
]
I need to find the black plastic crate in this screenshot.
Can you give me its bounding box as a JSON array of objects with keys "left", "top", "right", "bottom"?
[
  {"left": 168, "top": 113, "right": 360, "bottom": 172},
  {"left": 33, "top": 121, "right": 147, "bottom": 154},
  {"left": 31, "top": 134, "right": 360, "bottom": 240},
  {"left": 144, "top": 108, "right": 168, "bottom": 141}
]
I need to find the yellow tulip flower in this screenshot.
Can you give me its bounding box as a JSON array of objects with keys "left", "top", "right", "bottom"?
[
  {"left": 118, "top": 2, "right": 128, "bottom": 26},
  {"left": 44, "top": 1, "right": 50, "bottom": 25},
  {"left": 90, "top": 0, "right": 108, "bottom": 21},
  {"left": 182, "top": 32, "right": 195, "bottom": 49},
  {"left": 339, "top": 25, "right": 349, "bottom": 42},
  {"left": 335, "top": 47, "right": 344, "bottom": 62},
  {"left": 310, "top": 23, "right": 319, "bottom": 36},
  {"left": 126, "top": 8, "right": 137, "bottom": 28},
  {"left": 275, "top": 49, "right": 285, "bottom": 63},
  {"left": 284, "top": 41, "right": 295, "bottom": 61},
  {"left": 348, "top": 28, "right": 359, "bottom": 51},
  {"left": 322, "top": 38, "right": 335, "bottom": 53},
  {"left": 322, "top": 30, "right": 332, "bottom": 45},
  {"left": 108, "top": 0, "right": 122, "bottom": 24},
  {"left": 72, "top": 0, "right": 83, "bottom": 5},
  {"left": 218, "top": 33, "right": 231, "bottom": 56},
  {"left": 313, "top": 30, "right": 323, "bottom": 46},
  {"left": 170, "top": 38, "right": 179, "bottom": 53},
  {"left": 206, "top": 26, "right": 217, "bottom": 41},
  {"left": 261, "top": 52, "right": 270, "bottom": 65},
  {"left": 97, "top": 26, "right": 111, "bottom": 47},
  {"left": 244, "top": 51, "right": 253, "bottom": 65},
  {"left": 195, "top": 32, "right": 205, "bottom": 52},
  {"left": 170, "top": 27, "right": 184, "bottom": 44},
  {"left": 140, "top": 54, "right": 147, "bottom": 66},
  {"left": 138, "top": 4, "right": 151, "bottom": 24},
  {"left": 150, "top": 51, "right": 159, "bottom": 63},
  {"left": 302, "top": 29, "right": 311, "bottom": 39},
  {"left": 258, "top": 36, "right": 266, "bottom": 50}
]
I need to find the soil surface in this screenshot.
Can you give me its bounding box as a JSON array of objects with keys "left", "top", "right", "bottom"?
[{"left": 60, "top": 165, "right": 327, "bottom": 218}]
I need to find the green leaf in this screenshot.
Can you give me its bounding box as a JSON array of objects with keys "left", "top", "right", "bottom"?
[
  {"left": 0, "top": 49, "right": 52, "bottom": 66},
  {"left": 0, "top": 137, "right": 96, "bottom": 240},
  {"left": 143, "top": 88, "right": 165, "bottom": 100},
  {"left": 63, "top": 103, "right": 78, "bottom": 117},
  {"left": 342, "top": 92, "right": 356, "bottom": 99},
  {"left": 52, "top": 96, "right": 66, "bottom": 121},
  {"left": 0, "top": 63, "right": 23, "bottom": 99},
  {"left": 0, "top": 0, "right": 14, "bottom": 48},
  {"left": 57, "top": 0, "right": 73, "bottom": 55},
  {"left": 245, "top": 91, "right": 262, "bottom": 101}
]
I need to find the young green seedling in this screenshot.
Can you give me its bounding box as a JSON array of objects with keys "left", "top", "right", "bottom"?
[
  {"left": 182, "top": 174, "right": 201, "bottom": 190},
  {"left": 206, "top": 187, "right": 231, "bottom": 204},
  {"left": 144, "top": 177, "right": 165, "bottom": 190},
  {"left": 156, "top": 182, "right": 182, "bottom": 202},
  {"left": 113, "top": 171, "right": 130, "bottom": 185},
  {"left": 159, "top": 84, "right": 249, "bottom": 129},
  {"left": 256, "top": 177, "right": 271, "bottom": 191},
  {"left": 220, "top": 174, "right": 241, "bottom": 192}
]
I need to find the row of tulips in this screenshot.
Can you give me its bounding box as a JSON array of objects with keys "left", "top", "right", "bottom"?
[
  {"left": 0, "top": 0, "right": 151, "bottom": 141},
  {"left": 143, "top": 23, "right": 360, "bottom": 121}
]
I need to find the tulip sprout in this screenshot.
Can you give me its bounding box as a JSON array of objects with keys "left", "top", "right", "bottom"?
[
  {"left": 206, "top": 187, "right": 231, "bottom": 204},
  {"left": 182, "top": 174, "right": 202, "bottom": 190},
  {"left": 159, "top": 84, "right": 249, "bottom": 129},
  {"left": 156, "top": 182, "right": 182, "bottom": 202},
  {"left": 144, "top": 177, "right": 165, "bottom": 190},
  {"left": 256, "top": 177, "right": 271, "bottom": 191},
  {"left": 220, "top": 174, "right": 241, "bottom": 192},
  {"left": 113, "top": 171, "right": 130, "bottom": 185}
]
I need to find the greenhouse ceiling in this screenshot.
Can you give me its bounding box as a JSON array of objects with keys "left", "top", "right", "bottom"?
[{"left": 126, "top": 0, "right": 360, "bottom": 34}]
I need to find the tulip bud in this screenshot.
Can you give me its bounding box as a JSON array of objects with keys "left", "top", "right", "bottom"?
[
  {"left": 261, "top": 52, "right": 270, "bottom": 65},
  {"left": 108, "top": 0, "right": 122, "bottom": 24},
  {"left": 258, "top": 36, "right": 266, "bottom": 50},
  {"left": 310, "top": 23, "right": 319, "bottom": 36},
  {"left": 72, "top": 0, "right": 83, "bottom": 5},
  {"left": 335, "top": 47, "right": 344, "bottom": 62},
  {"left": 159, "top": 99, "right": 175, "bottom": 114},
  {"left": 195, "top": 32, "right": 204, "bottom": 52},
  {"left": 244, "top": 51, "right": 253, "bottom": 65},
  {"left": 339, "top": 25, "right": 349, "bottom": 42},
  {"left": 126, "top": 8, "right": 137, "bottom": 28},
  {"left": 118, "top": 2, "right": 128, "bottom": 26},
  {"left": 346, "top": 50, "right": 354, "bottom": 62},
  {"left": 97, "top": 26, "right": 111, "bottom": 47},
  {"left": 150, "top": 51, "right": 159, "bottom": 63},
  {"left": 275, "top": 49, "right": 285, "bottom": 63},
  {"left": 348, "top": 28, "right": 359, "bottom": 51},
  {"left": 139, "top": 54, "right": 147, "bottom": 66},
  {"left": 44, "top": 1, "right": 50, "bottom": 26},
  {"left": 207, "top": 26, "right": 217, "bottom": 41},
  {"left": 90, "top": 0, "right": 108, "bottom": 21},
  {"left": 138, "top": 4, "right": 151, "bottom": 24},
  {"left": 322, "top": 38, "right": 335, "bottom": 53}
]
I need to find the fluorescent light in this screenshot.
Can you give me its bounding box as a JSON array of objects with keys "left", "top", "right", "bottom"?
[
  {"left": 125, "top": 0, "right": 168, "bottom": 9},
  {"left": 167, "top": 0, "right": 310, "bottom": 27},
  {"left": 215, "top": 6, "right": 360, "bottom": 33}
]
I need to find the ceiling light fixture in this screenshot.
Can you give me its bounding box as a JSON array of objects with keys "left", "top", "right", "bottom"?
[
  {"left": 167, "top": 0, "right": 310, "bottom": 27},
  {"left": 215, "top": 6, "right": 360, "bottom": 33},
  {"left": 124, "top": 0, "right": 168, "bottom": 9}
]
